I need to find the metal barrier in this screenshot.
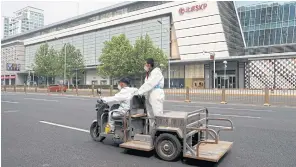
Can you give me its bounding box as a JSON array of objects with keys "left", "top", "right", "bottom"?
[{"left": 3, "top": 85, "right": 296, "bottom": 107}]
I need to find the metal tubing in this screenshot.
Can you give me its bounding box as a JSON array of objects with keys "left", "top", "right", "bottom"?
[
  {"left": 264, "top": 87, "right": 270, "bottom": 106},
  {"left": 195, "top": 128, "right": 218, "bottom": 157},
  {"left": 100, "top": 113, "right": 107, "bottom": 133},
  {"left": 187, "top": 108, "right": 207, "bottom": 117},
  {"left": 205, "top": 108, "right": 209, "bottom": 140},
  {"left": 186, "top": 118, "right": 207, "bottom": 128},
  {"left": 185, "top": 143, "right": 195, "bottom": 156},
  {"left": 186, "top": 130, "right": 199, "bottom": 138},
  {"left": 185, "top": 86, "right": 191, "bottom": 102}
]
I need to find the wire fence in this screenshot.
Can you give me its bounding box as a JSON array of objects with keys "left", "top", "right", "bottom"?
[{"left": 1, "top": 85, "right": 296, "bottom": 107}]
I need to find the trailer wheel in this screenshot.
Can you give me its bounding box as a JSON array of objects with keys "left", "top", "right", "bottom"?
[
  {"left": 90, "top": 121, "right": 105, "bottom": 142},
  {"left": 155, "top": 133, "right": 182, "bottom": 161}
]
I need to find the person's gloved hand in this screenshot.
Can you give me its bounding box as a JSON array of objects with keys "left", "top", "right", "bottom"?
[{"left": 97, "top": 98, "right": 106, "bottom": 103}]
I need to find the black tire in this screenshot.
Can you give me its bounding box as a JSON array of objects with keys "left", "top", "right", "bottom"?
[
  {"left": 90, "top": 121, "right": 105, "bottom": 142},
  {"left": 155, "top": 133, "right": 182, "bottom": 161}
]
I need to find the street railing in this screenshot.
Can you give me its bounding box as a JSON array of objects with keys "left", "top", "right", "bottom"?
[{"left": 1, "top": 85, "right": 296, "bottom": 107}]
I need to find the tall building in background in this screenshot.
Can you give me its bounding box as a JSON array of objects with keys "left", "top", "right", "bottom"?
[
  {"left": 237, "top": 2, "right": 296, "bottom": 89},
  {"left": 2, "top": 17, "right": 10, "bottom": 38},
  {"left": 2, "top": 6, "right": 44, "bottom": 38}
]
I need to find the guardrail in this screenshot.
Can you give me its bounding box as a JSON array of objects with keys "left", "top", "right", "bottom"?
[{"left": 1, "top": 85, "right": 296, "bottom": 107}]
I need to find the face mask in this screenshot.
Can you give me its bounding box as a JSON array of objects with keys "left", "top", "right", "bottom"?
[
  {"left": 117, "top": 85, "right": 122, "bottom": 90},
  {"left": 144, "top": 66, "right": 149, "bottom": 72}
]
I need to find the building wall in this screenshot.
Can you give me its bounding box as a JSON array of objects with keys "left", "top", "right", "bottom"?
[
  {"left": 25, "top": 15, "right": 170, "bottom": 69},
  {"left": 85, "top": 69, "right": 110, "bottom": 85},
  {"left": 245, "top": 58, "right": 296, "bottom": 89},
  {"left": 24, "top": 1, "right": 236, "bottom": 61},
  {"left": 1, "top": 42, "right": 25, "bottom": 85},
  {"left": 1, "top": 42, "right": 25, "bottom": 73},
  {"left": 217, "top": 1, "right": 245, "bottom": 56}
]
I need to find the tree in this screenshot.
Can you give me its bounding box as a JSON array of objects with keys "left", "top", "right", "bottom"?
[
  {"left": 97, "top": 34, "right": 134, "bottom": 82},
  {"left": 132, "top": 34, "right": 168, "bottom": 81},
  {"left": 97, "top": 34, "right": 168, "bottom": 84},
  {"left": 58, "top": 43, "right": 85, "bottom": 87},
  {"left": 33, "top": 43, "right": 60, "bottom": 85}
]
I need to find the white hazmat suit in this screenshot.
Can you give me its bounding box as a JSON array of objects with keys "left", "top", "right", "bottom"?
[
  {"left": 102, "top": 87, "right": 138, "bottom": 131},
  {"left": 137, "top": 67, "right": 165, "bottom": 131}
]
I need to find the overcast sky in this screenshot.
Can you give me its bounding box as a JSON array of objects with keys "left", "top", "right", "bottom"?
[{"left": 1, "top": 1, "right": 123, "bottom": 25}]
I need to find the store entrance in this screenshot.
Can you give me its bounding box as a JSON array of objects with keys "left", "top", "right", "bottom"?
[{"left": 213, "top": 70, "right": 236, "bottom": 88}]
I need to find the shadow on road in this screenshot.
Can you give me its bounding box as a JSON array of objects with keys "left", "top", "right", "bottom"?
[{"left": 122, "top": 149, "right": 155, "bottom": 158}]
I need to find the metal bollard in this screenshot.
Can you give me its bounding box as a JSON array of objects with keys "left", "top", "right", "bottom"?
[
  {"left": 184, "top": 87, "right": 191, "bottom": 102},
  {"left": 14, "top": 85, "right": 16, "bottom": 92},
  {"left": 60, "top": 85, "right": 63, "bottom": 95},
  {"left": 24, "top": 84, "right": 27, "bottom": 94},
  {"left": 47, "top": 86, "right": 50, "bottom": 95},
  {"left": 110, "top": 85, "right": 113, "bottom": 96},
  {"left": 4, "top": 85, "right": 7, "bottom": 92},
  {"left": 263, "top": 87, "right": 270, "bottom": 106},
  {"left": 76, "top": 86, "right": 78, "bottom": 96},
  {"left": 92, "top": 83, "right": 95, "bottom": 97},
  {"left": 220, "top": 88, "right": 227, "bottom": 104},
  {"left": 35, "top": 85, "right": 37, "bottom": 92}
]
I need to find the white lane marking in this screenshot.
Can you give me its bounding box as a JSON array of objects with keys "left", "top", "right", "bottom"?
[
  {"left": 1, "top": 100, "right": 19, "bottom": 104},
  {"left": 2, "top": 110, "right": 19, "bottom": 113},
  {"left": 24, "top": 98, "right": 58, "bottom": 102},
  {"left": 39, "top": 121, "right": 89, "bottom": 133},
  {"left": 172, "top": 105, "right": 274, "bottom": 112},
  {"left": 210, "top": 113, "right": 261, "bottom": 119},
  {"left": 54, "top": 96, "right": 89, "bottom": 100},
  {"left": 163, "top": 110, "right": 261, "bottom": 119}
]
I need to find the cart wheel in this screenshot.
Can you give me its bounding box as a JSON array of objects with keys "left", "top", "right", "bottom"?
[
  {"left": 90, "top": 121, "right": 105, "bottom": 142},
  {"left": 155, "top": 133, "right": 182, "bottom": 161}
]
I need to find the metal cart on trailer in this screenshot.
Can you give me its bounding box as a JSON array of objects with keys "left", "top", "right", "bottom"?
[{"left": 91, "top": 96, "right": 234, "bottom": 162}]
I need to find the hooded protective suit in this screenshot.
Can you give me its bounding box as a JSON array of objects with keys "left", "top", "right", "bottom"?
[
  {"left": 137, "top": 67, "right": 165, "bottom": 130},
  {"left": 102, "top": 87, "right": 138, "bottom": 131}
]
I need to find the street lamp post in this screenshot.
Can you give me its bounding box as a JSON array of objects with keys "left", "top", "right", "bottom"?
[
  {"left": 63, "top": 43, "right": 67, "bottom": 86},
  {"left": 157, "top": 20, "right": 171, "bottom": 88},
  {"left": 223, "top": 60, "right": 227, "bottom": 88},
  {"left": 210, "top": 52, "right": 216, "bottom": 89},
  {"left": 75, "top": 68, "right": 78, "bottom": 89},
  {"left": 32, "top": 70, "right": 35, "bottom": 86}
]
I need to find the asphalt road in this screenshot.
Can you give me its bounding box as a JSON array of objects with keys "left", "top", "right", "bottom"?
[{"left": 2, "top": 92, "right": 296, "bottom": 167}]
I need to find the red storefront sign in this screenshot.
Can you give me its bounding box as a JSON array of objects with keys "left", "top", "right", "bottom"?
[
  {"left": 1, "top": 75, "right": 16, "bottom": 79},
  {"left": 179, "top": 3, "right": 207, "bottom": 15}
]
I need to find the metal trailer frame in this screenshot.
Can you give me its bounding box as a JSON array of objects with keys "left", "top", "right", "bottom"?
[{"left": 182, "top": 108, "right": 234, "bottom": 162}]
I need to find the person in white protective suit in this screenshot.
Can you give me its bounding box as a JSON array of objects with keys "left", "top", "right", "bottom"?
[
  {"left": 101, "top": 78, "right": 138, "bottom": 132},
  {"left": 135, "top": 58, "right": 165, "bottom": 132}
]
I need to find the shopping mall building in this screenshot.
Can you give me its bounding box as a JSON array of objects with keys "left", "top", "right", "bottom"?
[{"left": 1, "top": 1, "right": 296, "bottom": 89}]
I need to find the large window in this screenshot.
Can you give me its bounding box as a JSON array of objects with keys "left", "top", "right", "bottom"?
[
  {"left": 287, "top": 26, "right": 294, "bottom": 43},
  {"left": 239, "top": 2, "right": 296, "bottom": 48}
]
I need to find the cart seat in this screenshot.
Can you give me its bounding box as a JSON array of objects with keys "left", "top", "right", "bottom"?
[{"left": 131, "top": 113, "right": 147, "bottom": 118}]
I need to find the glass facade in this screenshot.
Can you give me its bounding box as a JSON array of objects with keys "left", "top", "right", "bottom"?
[
  {"left": 218, "top": 1, "right": 245, "bottom": 56},
  {"left": 238, "top": 2, "right": 296, "bottom": 55},
  {"left": 25, "top": 16, "right": 170, "bottom": 70}
]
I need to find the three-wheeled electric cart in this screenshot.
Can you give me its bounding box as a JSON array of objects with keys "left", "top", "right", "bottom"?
[{"left": 90, "top": 95, "right": 234, "bottom": 162}]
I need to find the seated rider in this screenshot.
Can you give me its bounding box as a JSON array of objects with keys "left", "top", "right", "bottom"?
[{"left": 101, "top": 77, "right": 138, "bottom": 133}]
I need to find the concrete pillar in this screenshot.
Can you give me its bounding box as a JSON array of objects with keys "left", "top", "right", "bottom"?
[
  {"left": 238, "top": 62, "right": 245, "bottom": 88},
  {"left": 204, "top": 64, "right": 210, "bottom": 88}
]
